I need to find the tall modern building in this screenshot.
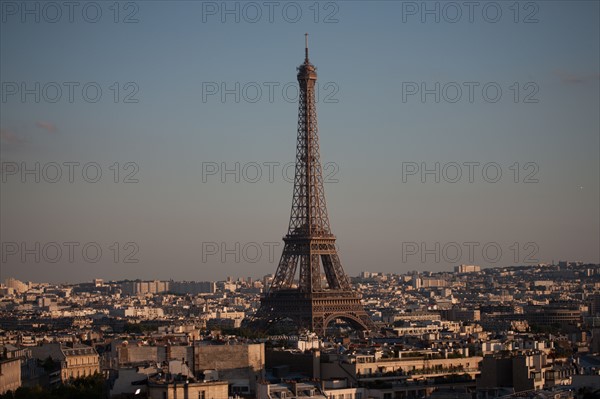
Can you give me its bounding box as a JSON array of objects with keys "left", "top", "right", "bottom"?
[{"left": 252, "top": 36, "right": 373, "bottom": 336}]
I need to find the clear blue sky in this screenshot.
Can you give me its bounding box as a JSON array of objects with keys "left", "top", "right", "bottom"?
[{"left": 1, "top": 1, "right": 599, "bottom": 283}]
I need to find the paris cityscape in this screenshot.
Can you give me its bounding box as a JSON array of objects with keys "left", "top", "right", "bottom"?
[{"left": 1, "top": 1, "right": 599, "bottom": 399}]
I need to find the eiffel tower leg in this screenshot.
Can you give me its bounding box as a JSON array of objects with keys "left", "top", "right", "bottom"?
[
  {"left": 321, "top": 254, "right": 341, "bottom": 290},
  {"left": 326, "top": 253, "right": 351, "bottom": 290},
  {"left": 271, "top": 245, "right": 297, "bottom": 291},
  {"left": 297, "top": 249, "right": 309, "bottom": 292},
  {"left": 312, "top": 314, "right": 325, "bottom": 336},
  {"left": 310, "top": 253, "right": 321, "bottom": 291}
]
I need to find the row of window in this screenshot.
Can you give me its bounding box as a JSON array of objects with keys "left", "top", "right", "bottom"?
[
  {"left": 328, "top": 393, "right": 362, "bottom": 399},
  {"left": 67, "top": 356, "right": 98, "bottom": 366},
  {"left": 64, "top": 366, "right": 98, "bottom": 379},
  {"left": 161, "top": 390, "right": 206, "bottom": 399}
]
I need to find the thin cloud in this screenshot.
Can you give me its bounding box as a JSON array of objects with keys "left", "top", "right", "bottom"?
[
  {"left": 35, "top": 121, "right": 57, "bottom": 133},
  {"left": 0, "top": 128, "right": 27, "bottom": 144},
  {"left": 556, "top": 70, "right": 600, "bottom": 85}
]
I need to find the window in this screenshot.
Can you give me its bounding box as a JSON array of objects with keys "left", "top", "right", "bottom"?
[{"left": 199, "top": 391, "right": 205, "bottom": 399}]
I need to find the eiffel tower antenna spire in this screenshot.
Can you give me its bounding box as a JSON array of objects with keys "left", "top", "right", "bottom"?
[
  {"left": 249, "top": 36, "right": 374, "bottom": 336},
  {"left": 305, "top": 33, "right": 309, "bottom": 62}
]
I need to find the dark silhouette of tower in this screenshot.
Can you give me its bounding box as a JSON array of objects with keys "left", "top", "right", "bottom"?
[{"left": 252, "top": 35, "right": 373, "bottom": 336}]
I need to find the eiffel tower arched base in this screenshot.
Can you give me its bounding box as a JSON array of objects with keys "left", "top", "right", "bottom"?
[{"left": 253, "top": 290, "right": 374, "bottom": 336}]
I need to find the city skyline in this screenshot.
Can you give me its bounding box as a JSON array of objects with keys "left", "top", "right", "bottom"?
[
  {"left": 2, "top": 260, "right": 596, "bottom": 288},
  {"left": 1, "top": 1, "right": 599, "bottom": 284},
  {"left": 3, "top": 258, "right": 599, "bottom": 397}
]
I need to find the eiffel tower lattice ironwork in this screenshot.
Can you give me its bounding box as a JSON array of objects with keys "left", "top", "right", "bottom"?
[{"left": 253, "top": 35, "right": 374, "bottom": 336}]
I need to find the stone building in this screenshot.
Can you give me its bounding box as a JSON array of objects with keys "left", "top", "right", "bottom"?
[
  {"left": 476, "top": 351, "right": 548, "bottom": 397},
  {"left": 147, "top": 375, "right": 229, "bottom": 399},
  {"left": 30, "top": 342, "right": 99, "bottom": 382},
  {"left": 0, "top": 357, "right": 21, "bottom": 394},
  {"left": 194, "top": 342, "right": 265, "bottom": 395}
]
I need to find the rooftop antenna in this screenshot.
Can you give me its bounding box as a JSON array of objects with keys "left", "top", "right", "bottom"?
[{"left": 305, "top": 33, "right": 309, "bottom": 62}]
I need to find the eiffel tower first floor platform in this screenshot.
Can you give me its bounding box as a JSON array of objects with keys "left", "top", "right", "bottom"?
[{"left": 252, "top": 289, "right": 375, "bottom": 336}]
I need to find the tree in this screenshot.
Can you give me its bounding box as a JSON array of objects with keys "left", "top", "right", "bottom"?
[{"left": 0, "top": 373, "right": 106, "bottom": 399}]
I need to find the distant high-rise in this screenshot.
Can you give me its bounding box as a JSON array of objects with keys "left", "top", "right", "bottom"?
[
  {"left": 454, "top": 264, "right": 481, "bottom": 273},
  {"left": 251, "top": 35, "right": 373, "bottom": 335},
  {"left": 3, "top": 278, "right": 28, "bottom": 293}
]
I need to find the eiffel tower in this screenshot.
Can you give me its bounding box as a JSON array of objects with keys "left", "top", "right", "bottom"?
[{"left": 252, "top": 35, "right": 374, "bottom": 336}]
